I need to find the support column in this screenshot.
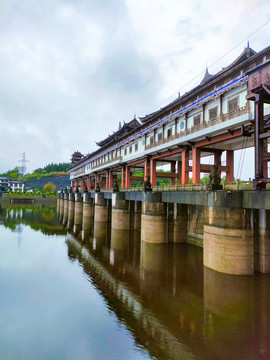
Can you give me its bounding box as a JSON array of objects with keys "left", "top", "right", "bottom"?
[
  {"left": 105, "top": 171, "right": 109, "bottom": 189},
  {"left": 94, "top": 192, "right": 108, "bottom": 224},
  {"left": 67, "top": 192, "right": 75, "bottom": 230},
  {"left": 256, "top": 209, "right": 270, "bottom": 273},
  {"left": 134, "top": 200, "right": 141, "bottom": 230},
  {"left": 141, "top": 192, "right": 166, "bottom": 243},
  {"left": 73, "top": 192, "right": 83, "bottom": 234},
  {"left": 71, "top": 180, "right": 75, "bottom": 191},
  {"left": 263, "top": 161, "right": 268, "bottom": 178},
  {"left": 177, "top": 160, "right": 182, "bottom": 185},
  {"left": 181, "top": 149, "right": 189, "bottom": 185},
  {"left": 109, "top": 171, "right": 113, "bottom": 189},
  {"left": 82, "top": 192, "right": 94, "bottom": 240},
  {"left": 150, "top": 159, "right": 156, "bottom": 186},
  {"left": 254, "top": 98, "right": 264, "bottom": 179},
  {"left": 111, "top": 192, "right": 130, "bottom": 230},
  {"left": 204, "top": 206, "right": 254, "bottom": 275},
  {"left": 87, "top": 176, "right": 91, "bottom": 191},
  {"left": 125, "top": 166, "right": 131, "bottom": 188},
  {"left": 188, "top": 205, "right": 204, "bottom": 247},
  {"left": 95, "top": 174, "right": 100, "bottom": 188},
  {"left": 166, "top": 202, "right": 174, "bottom": 242},
  {"left": 226, "top": 150, "right": 234, "bottom": 182},
  {"left": 58, "top": 191, "right": 64, "bottom": 222},
  {"left": 192, "top": 147, "right": 200, "bottom": 184},
  {"left": 170, "top": 161, "right": 176, "bottom": 185},
  {"left": 121, "top": 167, "right": 125, "bottom": 188},
  {"left": 63, "top": 191, "right": 69, "bottom": 226},
  {"left": 144, "top": 158, "right": 150, "bottom": 181},
  {"left": 214, "top": 151, "right": 222, "bottom": 178},
  {"left": 129, "top": 200, "right": 135, "bottom": 230},
  {"left": 173, "top": 203, "right": 188, "bottom": 243}
]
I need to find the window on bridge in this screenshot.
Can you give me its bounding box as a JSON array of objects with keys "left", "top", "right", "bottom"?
[
  {"left": 228, "top": 97, "right": 238, "bottom": 113},
  {"left": 135, "top": 143, "right": 138, "bottom": 151},
  {"left": 150, "top": 136, "right": 154, "bottom": 145},
  {"left": 124, "top": 148, "right": 127, "bottom": 156},
  {"left": 158, "top": 132, "right": 163, "bottom": 142},
  {"left": 129, "top": 146, "right": 132, "bottom": 154},
  {"left": 209, "top": 106, "right": 218, "bottom": 121},
  {"left": 194, "top": 114, "right": 201, "bottom": 126},
  {"left": 167, "top": 128, "right": 172, "bottom": 138}
]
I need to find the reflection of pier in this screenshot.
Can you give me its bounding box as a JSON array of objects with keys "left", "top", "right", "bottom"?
[
  {"left": 66, "top": 234, "right": 193, "bottom": 360},
  {"left": 66, "top": 231, "right": 270, "bottom": 360}
]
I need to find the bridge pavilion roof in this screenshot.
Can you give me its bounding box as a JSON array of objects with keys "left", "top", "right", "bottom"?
[
  {"left": 96, "top": 118, "right": 141, "bottom": 148},
  {"left": 139, "top": 44, "right": 259, "bottom": 124}
]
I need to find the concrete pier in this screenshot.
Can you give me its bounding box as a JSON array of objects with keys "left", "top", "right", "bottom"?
[
  {"left": 134, "top": 201, "right": 141, "bottom": 230},
  {"left": 94, "top": 193, "right": 108, "bottom": 224},
  {"left": 57, "top": 189, "right": 270, "bottom": 276},
  {"left": 63, "top": 192, "right": 69, "bottom": 226},
  {"left": 204, "top": 207, "right": 254, "bottom": 275},
  {"left": 81, "top": 192, "right": 94, "bottom": 240},
  {"left": 257, "top": 209, "right": 270, "bottom": 273},
  {"left": 73, "top": 192, "right": 83, "bottom": 234},
  {"left": 173, "top": 203, "right": 188, "bottom": 243},
  {"left": 58, "top": 192, "right": 64, "bottom": 222},
  {"left": 141, "top": 192, "right": 166, "bottom": 243},
  {"left": 67, "top": 192, "right": 75, "bottom": 230},
  {"left": 111, "top": 193, "right": 130, "bottom": 230}
]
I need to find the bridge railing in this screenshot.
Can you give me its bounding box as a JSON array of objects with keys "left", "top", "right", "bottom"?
[
  {"left": 104, "top": 181, "right": 254, "bottom": 192},
  {"left": 145, "top": 105, "right": 248, "bottom": 151}
]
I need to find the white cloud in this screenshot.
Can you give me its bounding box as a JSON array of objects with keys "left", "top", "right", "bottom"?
[{"left": 0, "top": 0, "right": 269, "bottom": 178}]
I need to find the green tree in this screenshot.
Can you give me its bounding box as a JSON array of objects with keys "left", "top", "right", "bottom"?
[
  {"left": 5, "top": 167, "right": 21, "bottom": 179},
  {"left": 43, "top": 182, "right": 56, "bottom": 193}
]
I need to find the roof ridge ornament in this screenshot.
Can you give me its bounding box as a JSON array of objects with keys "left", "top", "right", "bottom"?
[{"left": 200, "top": 67, "right": 213, "bottom": 85}]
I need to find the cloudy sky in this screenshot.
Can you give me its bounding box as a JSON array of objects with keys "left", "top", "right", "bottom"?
[{"left": 0, "top": 0, "right": 269, "bottom": 175}]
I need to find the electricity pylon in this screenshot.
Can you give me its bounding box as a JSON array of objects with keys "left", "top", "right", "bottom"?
[{"left": 18, "top": 152, "right": 29, "bottom": 176}]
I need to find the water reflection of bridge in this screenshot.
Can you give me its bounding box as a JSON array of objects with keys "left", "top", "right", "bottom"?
[
  {"left": 66, "top": 234, "right": 194, "bottom": 360},
  {"left": 65, "top": 231, "right": 270, "bottom": 360}
]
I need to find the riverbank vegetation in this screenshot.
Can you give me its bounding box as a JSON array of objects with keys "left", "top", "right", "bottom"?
[{"left": 0, "top": 162, "right": 70, "bottom": 181}]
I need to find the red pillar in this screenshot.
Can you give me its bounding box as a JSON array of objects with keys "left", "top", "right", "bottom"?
[
  {"left": 86, "top": 176, "right": 91, "bottom": 190},
  {"left": 170, "top": 161, "right": 176, "bottom": 185},
  {"left": 109, "top": 171, "right": 113, "bottom": 188},
  {"left": 144, "top": 159, "right": 150, "bottom": 180},
  {"left": 105, "top": 171, "right": 109, "bottom": 189},
  {"left": 125, "top": 166, "right": 131, "bottom": 188},
  {"left": 214, "top": 151, "right": 222, "bottom": 178},
  {"left": 121, "top": 167, "right": 125, "bottom": 188},
  {"left": 226, "top": 150, "right": 234, "bottom": 182},
  {"left": 150, "top": 159, "right": 156, "bottom": 186},
  {"left": 192, "top": 147, "right": 200, "bottom": 184},
  {"left": 181, "top": 149, "right": 189, "bottom": 185},
  {"left": 177, "top": 161, "right": 182, "bottom": 185},
  {"left": 95, "top": 174, "right": 100, "bottom": 187},
  {"left": 263, "top": 161, "right": 268, "bottom": 178}
]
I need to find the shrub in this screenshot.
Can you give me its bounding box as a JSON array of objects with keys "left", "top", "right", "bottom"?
[{"left": 43, "top": 182, "right": 56, "bottom": 193}]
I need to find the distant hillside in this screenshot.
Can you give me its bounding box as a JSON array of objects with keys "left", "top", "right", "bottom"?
[{"left": 25, "top": 175, "right": 70, "bottom": 190}]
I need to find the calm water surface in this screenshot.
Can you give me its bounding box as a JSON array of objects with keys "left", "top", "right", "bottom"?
[{"left": 0, "top": 203, "right": 270, "bottom": 360}]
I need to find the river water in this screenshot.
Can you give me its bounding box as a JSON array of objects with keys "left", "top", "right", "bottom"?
[{"left": 0, "top": 202, "right": 270, "bottom": 360}]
